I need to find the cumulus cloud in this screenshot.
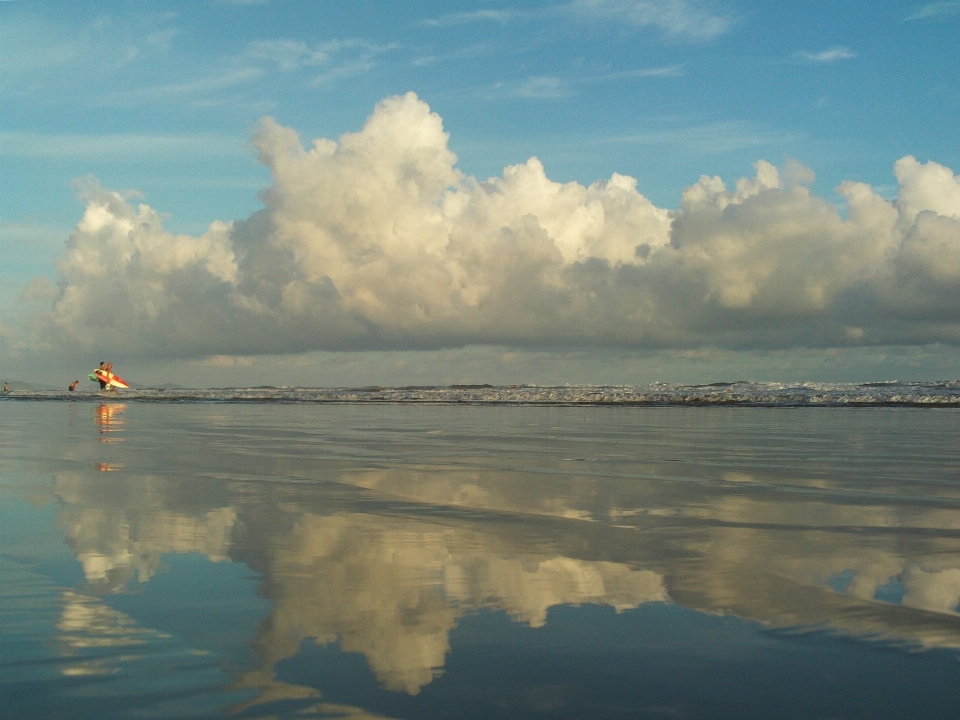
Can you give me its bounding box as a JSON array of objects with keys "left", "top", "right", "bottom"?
[{"left": 27, "top": 92, "right": 960, "bottom": 361}]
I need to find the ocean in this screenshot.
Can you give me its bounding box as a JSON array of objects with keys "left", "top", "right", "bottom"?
[
  {"left": 2, "top": 387, "right": 960, "bottom": 718},
  {"left": 6, "top": 379, "right": 960, "bottom": 405}
]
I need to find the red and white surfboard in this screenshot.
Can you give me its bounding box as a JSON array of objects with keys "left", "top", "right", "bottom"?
[{"left": 93, "top": 369, "right": 130, "bottom": 389}]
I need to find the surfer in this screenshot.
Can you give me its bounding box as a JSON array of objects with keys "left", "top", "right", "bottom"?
[
  {"left": 2, "top": 382, "right": 7, "bottom": 393},
  {"left": 69, "top": 380, "right": 79, "bottom": 391},
  {"left": 96, "top": 362, "right": 108, "bottom": 390}
]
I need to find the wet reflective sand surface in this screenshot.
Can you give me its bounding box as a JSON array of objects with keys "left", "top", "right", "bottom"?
[{"left": 2, "top": 401, "right": 960, "bottom": 718}]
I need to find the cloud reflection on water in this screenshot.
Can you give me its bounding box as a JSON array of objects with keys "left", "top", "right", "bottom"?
[
  {"left": 49, "top": 484, "right": 960, "bottom": 699},
  {"left": 9, "top": 404, "right": 960, "bottom": 714}
]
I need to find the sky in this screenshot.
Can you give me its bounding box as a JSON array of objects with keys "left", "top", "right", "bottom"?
[{"left": 2, "top": 0, "right": 960, "bottom": 387}]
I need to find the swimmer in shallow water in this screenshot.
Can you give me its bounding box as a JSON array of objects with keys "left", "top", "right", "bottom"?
[{"left": 69, "top": 380, "right": 79, "bottom": 391}]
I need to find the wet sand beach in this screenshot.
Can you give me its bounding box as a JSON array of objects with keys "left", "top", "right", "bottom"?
[{"left": 2, "top": 400, "right": 960, "bottom": 718}]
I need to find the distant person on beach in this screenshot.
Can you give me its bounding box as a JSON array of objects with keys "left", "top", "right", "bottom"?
[{"left": 69, "top": 381, "right": 79, "bottom": 391}]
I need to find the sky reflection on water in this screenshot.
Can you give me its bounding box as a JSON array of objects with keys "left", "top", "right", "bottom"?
[{"left": 2, "top": 401, "right": 960, "bottom": 718}]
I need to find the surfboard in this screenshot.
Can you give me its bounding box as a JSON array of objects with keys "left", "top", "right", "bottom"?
[{"left": 92, "top": 369, "right": 130, "bottom": 389}]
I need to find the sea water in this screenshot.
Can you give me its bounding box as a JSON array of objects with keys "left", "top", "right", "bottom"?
[
  {"left": 1, "top": 393, "right": 960, "bottom": 718},
  {"left": 6, "top": 379, "right": 960, "bottom": 405}
]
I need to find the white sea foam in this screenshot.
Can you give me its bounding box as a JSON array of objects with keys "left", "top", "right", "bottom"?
[{"left": 4, "top": 381, "right": 960, "bottom": 406}]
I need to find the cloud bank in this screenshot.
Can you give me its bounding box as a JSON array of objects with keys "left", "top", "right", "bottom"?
[{"left": 27, "top": 92, "right": 960, "bottom": 361}]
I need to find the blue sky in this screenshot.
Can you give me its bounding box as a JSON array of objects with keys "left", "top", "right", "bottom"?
[{"left": 2, "top": 1, "right": 960, "bottom": 386}]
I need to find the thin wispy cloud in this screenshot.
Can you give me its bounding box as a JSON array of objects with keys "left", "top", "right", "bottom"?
[
  {"left": 246, "top": 39, "right": 331, "bottom": 70},
  {"left": 592, "top": 120, "right": 800, "bottom": 154},
  {"left": 421, "top": 0, "right": 732, "bottom": 42},
  {"left": 582, "top": 64, "right": 685, "bottom": 82},
  {"left": 566, "top": 0, "right": 733, "bottom": 42},
  {"left": 245, "top": 38, "right": 395, "bottom": 74},
  {"left": 149, "top": 66, "right": 264, "bottom": 95},
  {"left": 0, "top": 13, "right": 177, "bottom": 82},
  {"left": 242, "top": 37, "right": 397, "bottom": 86},
  {"left": 140, "top": 27, "right": 178, "bottom": 54},
  {"left": 905, "top": 2, "right": 960, "bottom": 20},
  {"left": 0, "top": 131, "right": 243, "bottom": 160},
  {"left": 412, "top": 43, "right": 492, "bottom": 67},
  {"left": 420, "top": 9, "right": 516, "bottom": 27},
  {"left": 486, "top": 65, "right": 683, "bottom": 101},
  {"left": 484, "top": 76, "right": 572, "bottom": 101},
  {"left": 796, "top": 46, "right": 856, "bottom": 63},
  {"left": 98, "top": 66, "right": 264, "bottom": 105},
  {"left": 310, "top": 58, "right": 378, "bottom": 86}
]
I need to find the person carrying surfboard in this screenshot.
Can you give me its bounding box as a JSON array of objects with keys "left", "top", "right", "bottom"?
[
  {"left": 90, "top": 362, "right": 130, "bottom": 391},
  {"left": 96, "top": 362, "right": 108, "bottom": 390}
]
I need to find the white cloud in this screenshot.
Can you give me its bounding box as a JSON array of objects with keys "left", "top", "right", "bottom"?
[
  {"left": 245, "top": 38, "right": 396, "bottom": 82},
  {"left": 0, "top": 132, "right": 243, "bottom": 160},
  {"left": 421, "top": 0, "right": 731, "bottom": 42},
  {"left": 593, "top": 120, "right": 799, "bottom": 153},
  {"left": 566, "top": 0, "right": 732, "bottom": 41},
  {"left": 99, "top": 66, "right": 264, "bottom": 105},
  {"left": 412, "top": 43, "right": 491, "bottom": 67},
  {"left": 496, "top": 76, "right": 572, "bottom": 99},
  {"left": 584, "top": 64, "right": 686, "bottom": 81},
  {"left": 24, "top": 93, "right": 960, "bottom": 361},
  {"left": 20, "top": 277, "right": 59, "bottom": 304},
  {"left": 0, "top": 13, "right": 177, "bottom": 90},
  {"left": 486, "top": 65, "right": 684, "bottom": 102},
  {"left": 309, "top": 58, "right": 377, "bottom": 86},
  {"left": 246, "top": 39, "right": 331, "bottom": 71},
  {"left": 905, "top": 2, "right": 960, "bottom": 20},
  {"left": 796, "top": 46, "right": 856, "bottom": 63},
  {"left": 420, "top": 10, "right": 516, "bottom": 27}
]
